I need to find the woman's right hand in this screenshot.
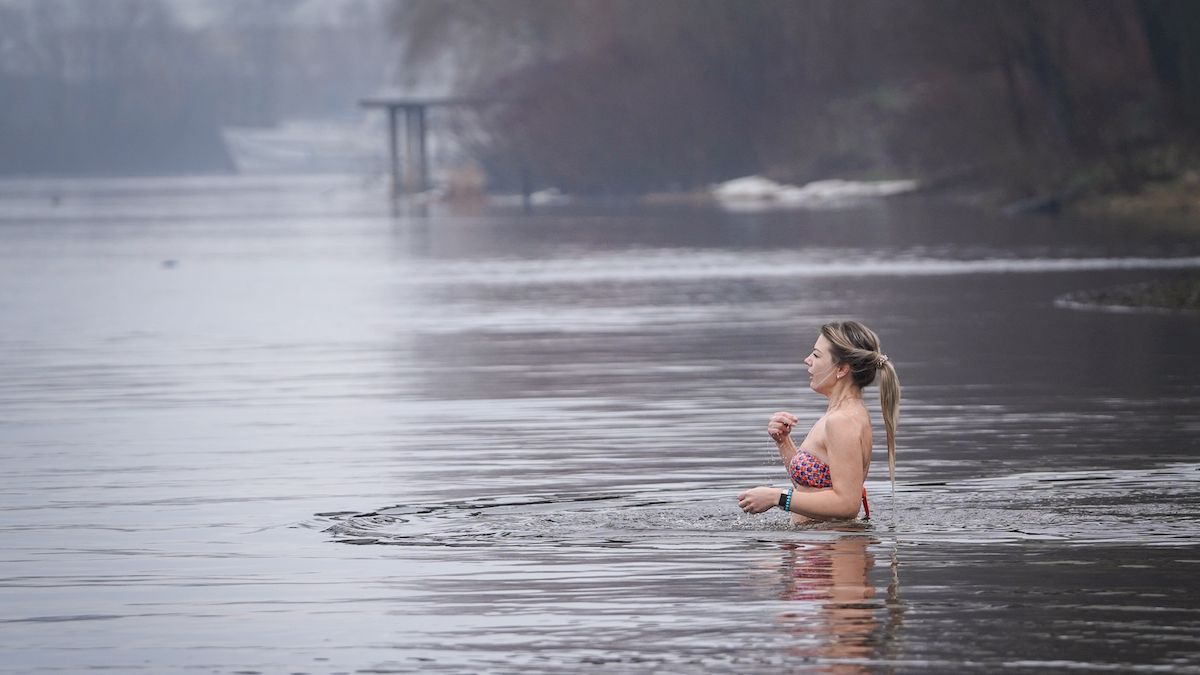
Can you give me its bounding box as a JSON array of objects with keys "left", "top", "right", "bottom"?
[{"left": 767, "top": 411, "right": 799, "bottom": 442}]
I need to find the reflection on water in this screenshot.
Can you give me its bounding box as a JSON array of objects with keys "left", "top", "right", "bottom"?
[
  {"left": 1, "top": 175, "right": 1199, "bottom": 673},
  {"left": 775, "top": 537, "right": 890, "bottom": 674}
]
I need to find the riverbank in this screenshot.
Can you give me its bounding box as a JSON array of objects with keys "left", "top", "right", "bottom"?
[
  {"left": 894, "top": 150, "right": 1200, "bottom": 313},
  {"left": 1051, "top": 160, "right": 1200, "bottom": 312},
  {"left": 1070, "top": 169, "right": 1200, "bottom": 234}
]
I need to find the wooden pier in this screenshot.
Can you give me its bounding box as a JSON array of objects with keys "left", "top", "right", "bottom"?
[{"left": 359, "top": 96, "right": 482, "bottom": 198}]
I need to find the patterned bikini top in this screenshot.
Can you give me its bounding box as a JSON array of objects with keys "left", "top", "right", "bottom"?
[
  {"left": 789, "top": 449, "right": 833, "bottom": 488},
  {"left": 787, "top": 448, "right": 871, "bottom": 519}
]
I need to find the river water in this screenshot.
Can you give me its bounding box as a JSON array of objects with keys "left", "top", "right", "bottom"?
[{"left": 1, "top": 174, "right": 1198, "bottom": 673}]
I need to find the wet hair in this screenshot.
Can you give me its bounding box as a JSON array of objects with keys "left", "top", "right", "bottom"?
[{"left": 820, "top": 320, "right": 901, "bottom": 488}]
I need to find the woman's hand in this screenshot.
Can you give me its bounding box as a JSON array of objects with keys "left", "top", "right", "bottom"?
[
  {"left": 767, "top": 411, "right": 799, "bottom": 443},
  {"left": 737, "top": 486, "right": 783, "bottom": 514}
]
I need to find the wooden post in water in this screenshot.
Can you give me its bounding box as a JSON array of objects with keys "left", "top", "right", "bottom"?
[
  {"left": 386, "top": 106, "right": 401, "bottom": 198},
  {"left": 404, "top": 106, "right": 428, "bottom": 193}
]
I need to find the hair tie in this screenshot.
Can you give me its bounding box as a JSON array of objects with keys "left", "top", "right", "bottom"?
[{"left": 875, "top": 354, "right": 889, "bottom": 368}]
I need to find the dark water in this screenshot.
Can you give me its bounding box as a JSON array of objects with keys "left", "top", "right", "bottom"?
[{"left": 1, "top": 174, "right": 1199, "bottom": 673}]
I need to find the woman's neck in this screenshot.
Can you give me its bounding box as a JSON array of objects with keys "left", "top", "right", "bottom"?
[{"left": 825, "top": 381, "right": 863, "bottom": 412}]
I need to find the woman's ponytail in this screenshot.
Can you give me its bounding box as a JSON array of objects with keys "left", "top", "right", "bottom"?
[
  {"left": 821, "top": 320, "right": 902, "bottom": 500},
  {"left": 877, "top": 358, "right": 900, "bottom": 495}
]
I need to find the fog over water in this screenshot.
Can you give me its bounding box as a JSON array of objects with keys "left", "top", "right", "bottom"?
[{"left": 1, "top": 175, "right": 1198, "bottom": 673}]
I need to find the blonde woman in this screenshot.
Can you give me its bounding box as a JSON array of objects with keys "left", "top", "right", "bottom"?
[{"left": 738, "top": 321, "right": 900, "bottom": 521}]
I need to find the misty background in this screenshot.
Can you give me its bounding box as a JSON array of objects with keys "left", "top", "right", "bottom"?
[
  {"left": 2, "top": 0, "right": 1199, "bottom": 200},
  {"left": 0, "top": 0, "right": 397, "bottom": 175}
]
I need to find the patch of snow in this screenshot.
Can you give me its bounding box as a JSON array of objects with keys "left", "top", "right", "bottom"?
[{"left": 713, "top": 175, "right": 918, "bottom": 211}]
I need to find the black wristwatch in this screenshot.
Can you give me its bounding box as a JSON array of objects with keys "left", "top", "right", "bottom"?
[{"left": 777, "top": 491, "right": 788, "bottom": 509}]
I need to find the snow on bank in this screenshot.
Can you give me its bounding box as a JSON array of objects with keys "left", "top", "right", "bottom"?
[{"left": 713, "top": 175, "right": 918, "bottom": 210}]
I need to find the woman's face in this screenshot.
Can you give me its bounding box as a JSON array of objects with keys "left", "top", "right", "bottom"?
[{"left": 804, "top": 334, "right": 839, "bottom": 393}]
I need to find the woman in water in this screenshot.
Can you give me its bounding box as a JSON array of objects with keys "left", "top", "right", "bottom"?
[{"left": 737, "top": 320, "right": 900, "bottom": 521}]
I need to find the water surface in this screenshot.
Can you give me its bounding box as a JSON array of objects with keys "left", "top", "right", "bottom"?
[{"left": 1, "top": 175, "right": 1198, "bottom": 673}]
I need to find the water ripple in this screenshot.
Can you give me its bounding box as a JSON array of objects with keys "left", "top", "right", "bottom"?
[{"left": 318, "top": 463, "right": 1200, "bottom": 549}]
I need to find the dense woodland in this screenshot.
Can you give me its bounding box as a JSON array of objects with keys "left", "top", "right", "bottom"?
[{"left": 395, "top": 0, "right": 1200, "bottom": 199}]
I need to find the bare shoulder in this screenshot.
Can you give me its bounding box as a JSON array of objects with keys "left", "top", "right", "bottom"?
[
  {"left": 824, "top": 409, "right": 867, "bottom": 435},
  {"left": 824, "top": 409, "right": 871, "bottom": 450}
]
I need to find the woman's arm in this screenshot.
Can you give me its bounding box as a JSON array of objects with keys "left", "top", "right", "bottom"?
[
  {"left": 738, "top": 413, "right": 865, "bottom": 519},
  {"left": 737, "top": 485, "right": 859, "bottom": 519}
]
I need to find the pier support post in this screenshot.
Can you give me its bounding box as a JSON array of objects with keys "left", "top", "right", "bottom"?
[
  {"left": 404, "top": 106, "right": 428, "bottom": 193},
  {"left": 387, "top": 106, "right": 401, "bottom": 198}
]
